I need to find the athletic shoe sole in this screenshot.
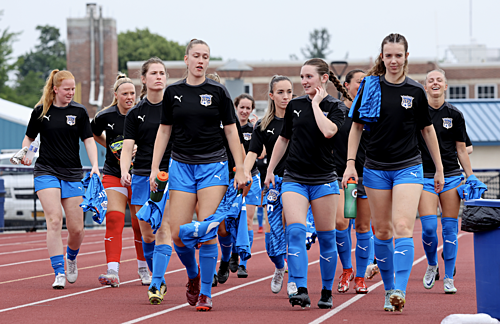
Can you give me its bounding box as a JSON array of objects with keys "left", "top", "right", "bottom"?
[
  {"left": 390, "top": 294, "right": 405, "bottom": 312},
  {"left": 98, "top": 275, "right": 119, "bottom": 288}
]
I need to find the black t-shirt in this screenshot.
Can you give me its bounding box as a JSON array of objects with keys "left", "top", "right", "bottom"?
[
  {"left": 281, "top": 95, "right": 345, "bottom": 185},
  {"left": 465, "top": 132, "right": 472, "bottom": 147},
  {"left": 221, "top": 120, "right": 245, "bottom": 178},
  {"left": 161, "top": 78, "right": 237, "bottom": 164},
  {"left": 91, "top": 105, "right": 129, "bottom": 178},
  {"left": 26, "top": 101, "right": 93, "bottom": 182},
  {"left": 352, "top": 75, "right": 432, "bottom": 170},
  {"left": 124, "top": 98, "right": 172, "bottom": 176},
  {"left": 418, "top": 101, "right": 467, "bottom": 177},
  {"left": 332, "top": 104, "right": 370, "bottom": 177},
  {"left": 249, "top": 116, "right": 288, "bottom": 178},
  {"left": 241, "top": 122, "right": 259, "bottom": 176}
]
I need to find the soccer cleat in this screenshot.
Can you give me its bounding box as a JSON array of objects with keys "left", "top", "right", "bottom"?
[
  {"left": 138, "top": 267, "right": 152, "bottom": 286},
  {"left": 196, "top": 294, "right": 213, "bottom": 312},
  {"left": 66, "top": 258, "right": 78, "bottom": 284},
  {"left": 229, "top": 253, "right": 239, "bottom": 273},
  {"left": 212, "top": 274, "right": 218, "bottom": 287},
  {"left": 98, "top": 269, "right": 120, "bottom": 287},
  {"left": 287, "top": 282, "right": 298, "bottom": 298},
  {"left": 384, "top": 289, "right": 394, "bottom": 311},
  {"left": 52, "top": 273, "right": 66, "bottom": 289},
  {"left": 258, "top": 226, "right": 264, "bottom": 233},
  {"left": 237, "top": 265, "right": 248, "bottom": 278},
  {"left": 423, "top": 265, "right": 439, "bottom": 289},
  {"left": 160, "top": 282, "right": 167, "bottom": 297},
  {"left": 337, "top": 268, "right": 354, "bottom": 293},
  {"left": 390, "top": 289, "right": 406, "bottom": 312},
  {"left": 365, "top": 263, "right": 380, "bottom": 280},
  {"left": 317, "top": 288, "right": 333, "bottom": 309},
  {"left": 444, "top": 278, "right": 457, "bottom": 294},
  {"left": 217, "top": 261, "right": 230, "bottom": 284},
  {"left": 354, "top": 277, "right": 368, "bottom": 294},
  {"left": 289, "top": 287, "right": 311, "bottom": 309},
  {"left": 148, "top": 285, "right": 163, "bottom": 305},
  {"left": 271, "top": 266, "right": 286, "bottom": 294},
  {"left": 186, "top": 266, "right": 201, "bottom": 306}
]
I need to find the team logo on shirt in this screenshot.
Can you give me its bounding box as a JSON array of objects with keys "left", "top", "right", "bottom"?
[
  {"left": 200, "top": 94, "right": 213, "bottom": 107},
  {"left": 442, "top": 118, "right": 453, "bottom": 129},
  {"left": 322, "top": 111, "right": 328, "bottom": 117},
  {"left": 293, "top": 110, "right": 302, "bottom": 117},
  {"left": 267, "top": 188, "right": 279, "bottom": 202},
  {"left": 243, "top": 133, "right": 252, "bottom": 141},
  {"left": 66, "top": 115, "right": 76, "bottom": 126},
  {"left": 267, "top": 128, "right": 275, "bottom": 135},
  {"left": 400, "top": 95, "right": 414, "bottom": 109}
]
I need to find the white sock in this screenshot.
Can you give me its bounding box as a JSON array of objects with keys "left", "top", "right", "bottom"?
[
  {"left": 137, "top": 260, "right": 148, "bottom": 269},
  {"left": 108, "top": 262, "right": 119, "bottom": 273}
]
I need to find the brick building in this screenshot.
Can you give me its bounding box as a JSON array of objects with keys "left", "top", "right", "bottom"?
[{"left": 67, "top": 4, "right": 118, "bottom": 118}]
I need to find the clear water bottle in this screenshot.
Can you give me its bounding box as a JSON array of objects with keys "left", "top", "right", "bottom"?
[
  {"left": 344, "top": 178, "right": 357, "bottom": 219},
  {"left": 25, "top": 139, "right": 39, "bottom": 162}
]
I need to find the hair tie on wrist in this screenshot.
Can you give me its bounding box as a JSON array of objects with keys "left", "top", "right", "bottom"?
[{"left": 347, "top": 158, "right": 356, "bottom": 162}]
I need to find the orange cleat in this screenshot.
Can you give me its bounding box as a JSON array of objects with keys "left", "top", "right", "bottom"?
[
  {"left": 354, "top": 277, "right": 368, "bottom": 294},
  {"left": 337, "top": 268, "right": 354, "bottom": 293}
]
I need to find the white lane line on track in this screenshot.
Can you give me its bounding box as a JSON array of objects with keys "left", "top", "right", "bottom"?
[
  {"left": 0, "top": 233, "right": 104, "bottom": 247},
  {"left": 0, "top": 250, "right": 268, "bottom": 313},
  {"left": 122, "top": 257, "right": 321, "bottom": 324},
  {"left": 309, "top": 233, "right": 469, "bottom": 324},
  {"left": 0, "top": 236, "right": 134, "bottom": 256}
]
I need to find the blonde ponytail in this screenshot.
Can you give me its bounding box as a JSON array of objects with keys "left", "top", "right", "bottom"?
[{"left": 36, "top": 70, "right": 74, "bottom": 119}]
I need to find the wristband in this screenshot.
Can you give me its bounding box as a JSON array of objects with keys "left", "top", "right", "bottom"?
[{"left": 347, "top": 158, "right": 356, "bottom": 162}]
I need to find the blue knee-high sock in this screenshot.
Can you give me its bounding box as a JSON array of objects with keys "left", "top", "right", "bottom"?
[
  {"left": 420, "top": 215, "right": 438, "bottom": 266},
  {"left": 368, "top": 227, "right": 375, "bottom": 264},
  {"left": 336, "top": 228, "right": 352, "bottom": 269},
  {"left": 265, "top": 232, "right": 284, "bottom": 269},
  {"left": 174, "top": 243, "right": 199, "bottom": 279},
  {"left": 317, "top": 230, "right": 338, "bottom": 291},
  {"left": 150, "top": 245, "right": 172, "bottom": 290},
  {"left": 355, "top": 231, "right": 372, "bottom": 278},
  {"left": 240, "top": 230, "right": 254, "bottom": 267},
  {"left": 199, "top": 244, "right": 218, "bottom": 298},
  {"left": 284, "top": 227, "right": 294, "bottom": 283},
  {"left": 257, "top": 207, "right": 264, "bottom": 227},
  {"left": 66, "top": 247, "right": 79, "bottom": 261},
  {"left": 374, "top": 237, "right": 395, "bottom": 291},
  {"left": 50, "top": 255, "right": 65, "bottom": 276},
  {"left": 287, "top": 223, "right": 308, "bottom": 288},
  {"left": 394, "top": 237, "right": 415, "bottom": 293},
  {"left": 142, "top": 239, "right": 155, "bottom": 273},
  {"left": 441, "top": 217, "right": 459, "bottom": 279},
  {"left": 218, "top": 235, "right": 232, "bottom": 262}
]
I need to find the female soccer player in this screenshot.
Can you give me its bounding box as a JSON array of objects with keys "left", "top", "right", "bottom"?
[
  {"left": 151, "top": 39, "right": 246, "bottom": 312},
  {"left": 120, "top": 58, "right": 173, "bottom": 304},
  {"left": 244, "top": 75, "right": 293, "bottom": 294},
  {"left": 418, "top": 69, "right": 474, "bottom": 294},
  {"left": 22, "top": 69, "right": 100, "bottom": 289},
  {"left": 265, "top": 59, "right": 348, "bottom": 309},
  {"left": 333, "top": 69, "right": 374, "bottom": 294},
  {"left": 92, "top": 73, "right": 150, "bottom": 288},
  {"left": 342, "top": 33, "right": 444, "bottom": 312}
]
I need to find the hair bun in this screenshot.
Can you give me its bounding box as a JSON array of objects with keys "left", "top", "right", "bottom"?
[{"left": 116, "top": 73, "right": 127, "bottom": 81}]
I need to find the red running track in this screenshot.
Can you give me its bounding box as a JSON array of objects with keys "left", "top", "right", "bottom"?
[{"left": 0, "top": 220, "right": 477, "bottom": 324}]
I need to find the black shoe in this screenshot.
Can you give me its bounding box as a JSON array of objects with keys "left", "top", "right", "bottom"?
[
  {"left": 441, "top": 251, "right": 457, "bottom": 277},
  {"left": 229, "top": 253, "right": 239, "bottom": 273},
  {"left": 237, "top": 265, "right": 248, "bottom": 278},
  {"left": 217, "top": 261, "right": 230, "bottom": 284},
  {"left": 317, "top": 288, "right": 333, "bottom": 309},
  {"left": 212, "top": 274, "right": 218, "bottom": 287},
  {"left": 289, "top": 287, "right": 311, "bottom": 308}
]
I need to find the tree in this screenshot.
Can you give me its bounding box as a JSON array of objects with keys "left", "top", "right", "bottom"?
[
  {"left": 301, "top": 28, "right": 332, "bottom": 59},
  {"left": 0, "top": 10, "right": 21, "bottom": 101},
  {"left": 118, "top": 28, "right": 186, "bottom": 73}
]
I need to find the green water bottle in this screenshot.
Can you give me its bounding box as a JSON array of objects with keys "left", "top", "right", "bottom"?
[
  {"left": 344, "top": 178, "right": 357, "bottom": 219},
  {"left": 150, "top": 171, "right": 168, "bottom": 202}
]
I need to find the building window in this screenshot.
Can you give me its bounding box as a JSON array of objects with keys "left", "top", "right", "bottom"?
[
  {"left": 476, "top": 84, "right": 497, "bottom": 99},
  {"left": 244, "top": 83, "right": 253, "bottom": 96},
  {"left": 448, "top": 85, "right": 468, "bottom": 99}
]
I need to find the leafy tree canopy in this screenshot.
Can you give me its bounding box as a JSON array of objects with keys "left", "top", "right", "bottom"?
[{"left": 301, "top": 28, "right": 332, "bottom": 59}]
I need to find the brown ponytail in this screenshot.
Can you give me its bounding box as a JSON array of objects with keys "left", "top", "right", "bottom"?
[
  {"left": 303, "top": 58, "right": 351, "bottom": 101},
  {"left": 328, "top": 71, "right": 352, "bottom": 101},
  {"left": 367, "top": 33, "right": 409, "bottom": 77},
  {"left": 138, "top": 57, "right": 167, "bottom": 100},
  {"left": 36, "top": 69, "right": 75, "bottom": 119}
]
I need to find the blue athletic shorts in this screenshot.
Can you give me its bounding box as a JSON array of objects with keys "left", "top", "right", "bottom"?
[
  {"left": 169, "top": 160, "right": 229, "bottom": 194},
  {"left": 282, "top": 180, "right": 340, "bottom": 201},
  {"left": 131, "top": 174, "right": 170, "bottom": 206},
  {"left": 423, "top": 175, "right": 464, "bottom": 195},
  {"left": 363, "top": 164, "right": 424, "bottom": 190},
  {"left": 34, "top": 175, "right": 84, "bottom": 199},
  {"left": 246, "top": 174, "right": 262, "bottom": 206}
]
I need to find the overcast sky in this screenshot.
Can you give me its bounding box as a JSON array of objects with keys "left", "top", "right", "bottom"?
[{"left": 2, "top": 0, "right": 500, "bottom": 64}]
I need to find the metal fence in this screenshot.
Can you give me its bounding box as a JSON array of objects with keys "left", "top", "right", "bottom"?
[{"left": 1, "top": 167, "right": 499, "bottom": 232}]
